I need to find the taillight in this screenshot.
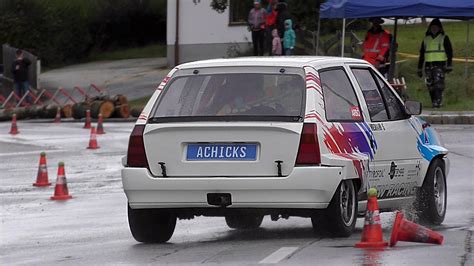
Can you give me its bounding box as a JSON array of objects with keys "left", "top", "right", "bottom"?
[
  {"left": 295, "top": 123, "right": 321, "bottom": 165},
  {"left": 127, "top": 125, "right": 149, "bottom": 168}
]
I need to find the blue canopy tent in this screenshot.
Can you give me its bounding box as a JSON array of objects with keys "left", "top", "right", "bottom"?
[
  {"left": 320, "top": 0, "right": 474, "bottom": 19},
  {"left": 318, "top": 0, "right": 474, "bottom": 79}
]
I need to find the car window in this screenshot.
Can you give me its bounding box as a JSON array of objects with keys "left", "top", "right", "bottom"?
[
  {"left": 351, "top": 68, "right": 389, "bottom": 122},
  {"left": 375, "top": 75, "right": 408, "bottom": 120},
  {"left": 152, "top": 73, "right": 305, "bottom": 121},
  {"left": 319, "top": 68, "right": 363, "bottom": 122}
]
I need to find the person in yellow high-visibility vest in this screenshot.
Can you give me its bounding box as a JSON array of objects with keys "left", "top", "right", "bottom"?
[{"left": 417, "top": 19, "right": 453, "bottom": 108}]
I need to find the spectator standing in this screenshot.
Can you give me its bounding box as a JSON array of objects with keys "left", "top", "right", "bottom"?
[
  {"left": 272, "top": 29, "right": 282, "bottom": 56},
  {"left": 276, "top": 1, "right": 291, "bottom": 40},
  {"left": 11, "top": 49, "right": 31, "bottom": 103},
  {"left": 417, "top": 18, "right": 453, "bottom": 108},
  {"left": 362, "top": 17, "right": 392, "bottom": 76},
  {"left": 248, "top": 0, "right": 266, "bottom": 56},
  {"left": 283, "top": 19, "right": 295, "bottom": 55},
  {"left": 264, "top": 0, "right": 278, "bottom": 55}
]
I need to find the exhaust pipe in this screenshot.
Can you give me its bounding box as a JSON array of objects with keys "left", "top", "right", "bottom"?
[{"left": 207, "top": 193, "right": 232, "bottom": 207}]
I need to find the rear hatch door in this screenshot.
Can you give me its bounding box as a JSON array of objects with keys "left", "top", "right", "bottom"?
[{"left": 144, "top": 66, "right": 306, "bottom": 177}]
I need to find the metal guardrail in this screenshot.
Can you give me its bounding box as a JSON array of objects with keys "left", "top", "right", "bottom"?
[{"left": 0, "top": 84, "right": 106, "bottom": 109}]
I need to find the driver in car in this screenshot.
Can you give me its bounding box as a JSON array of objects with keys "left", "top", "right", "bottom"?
[{"left": 217, "top": 74, "right": 265, "bottom": 115}]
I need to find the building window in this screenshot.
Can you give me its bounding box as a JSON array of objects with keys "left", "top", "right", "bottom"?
[{"left": 229, "top": 0, "right": 254, "bottom": 25}]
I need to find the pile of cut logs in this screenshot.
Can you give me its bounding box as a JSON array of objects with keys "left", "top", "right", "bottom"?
[{"left": 72, "top": 95, "right": 130, "bottom": 119}]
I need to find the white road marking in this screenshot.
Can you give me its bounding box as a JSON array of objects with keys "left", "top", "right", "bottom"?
[
  {"left": 0, "top": 149, "right": 66, "bottom": 157},
  {"left": 259, "top": 246, "right": 299, "bottom": 264}
]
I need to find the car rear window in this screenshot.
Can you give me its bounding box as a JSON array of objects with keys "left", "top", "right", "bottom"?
[{"left": 151, "top": 73, "right": 305, "bottom": 122}]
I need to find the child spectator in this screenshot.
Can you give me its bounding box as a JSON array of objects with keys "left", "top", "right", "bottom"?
[
  {"left": 265, "top": 0, "right": 278, "bottom": 55},
  {"left": 272, "top": 29, "right": 282, "bottom": 55},
  {"left": 283, "top": 19, "right": 295, "bottom": 55}
]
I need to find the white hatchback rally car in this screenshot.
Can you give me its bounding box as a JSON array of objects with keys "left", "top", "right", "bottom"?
[{"left": 122, "top": 57, "right": 449, "bottom": 243}]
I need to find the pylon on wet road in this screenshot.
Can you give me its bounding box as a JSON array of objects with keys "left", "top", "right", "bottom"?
[
  {"left": 9, "top": 113, "right": 19, "bottom": 135},
  {"left": 355, "top": 188, "right": 389, "bottom": 248},
  {"left": 390, "top": 211, "right": 444, "bottom": 247},
  {"left": 50, "top": 162, "right": 72, "bottom": 200},
  {"left": 96, "top": 113, "right": 105, "bottom": 134},
  {"left": 54, "top": 107, "right": 61, "bottom": 123},
  {"left": 33, "top": 152, "right": 51, "bottom": 187},
  {"left": 87, "top": 126, "right": 100, "bottom": 149},
  {"left": 84, "top": 109, "right": 91, "bottom": 129}
]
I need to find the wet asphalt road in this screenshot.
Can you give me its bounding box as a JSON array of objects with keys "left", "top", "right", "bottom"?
[
  {"left": 39, "top": 58, "right": 169, "bottom": 101},
  {"left": 0, "top": 122, "right": 472, "bottom": 265}
]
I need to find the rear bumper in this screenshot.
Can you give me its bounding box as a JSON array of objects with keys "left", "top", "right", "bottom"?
[{"left": 122, "top": 166, "right": 343, "bottom": 210}]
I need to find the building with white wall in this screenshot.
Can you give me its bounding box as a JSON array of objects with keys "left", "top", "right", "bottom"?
[{"left": 167, "top": 0, "right": 253, "bottom": 66}]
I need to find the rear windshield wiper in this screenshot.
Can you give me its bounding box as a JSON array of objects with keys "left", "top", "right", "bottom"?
[{"left": 148, "top": 116, "right": 304, "bottom": 123}]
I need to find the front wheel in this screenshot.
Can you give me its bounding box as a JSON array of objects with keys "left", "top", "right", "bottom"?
[
  {"left": 225, "top": 215, "right": 264, "bottom": 229},
  {"left": 312, "top": 180, "right": 357, "bottom": 237},
  {"left": 127, "top": 204, "right": 176, "bottom": 243},
  {"left": 415, "top": 159, "right": 447, "bottom": 225}
]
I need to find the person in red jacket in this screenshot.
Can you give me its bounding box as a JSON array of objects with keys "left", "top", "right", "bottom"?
[
  {"left": 264, "top": 0, "right": 278, "bottom": 55},
  {"left": 362, "top": 17, "right": 392, "bottom": 76}
]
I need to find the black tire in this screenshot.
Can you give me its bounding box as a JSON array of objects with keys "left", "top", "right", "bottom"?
[
  {"left": 415, "top": 159, "right": 447, "bottom": 225},
  {"left": 127, "top": 205, "right": 176, "bottom": 243},
  {"left": 225, "top": 215, "right": 264, "bottom": 229},
  {"left": 312, "top": 180, "right": 358, "bottom": 237}
]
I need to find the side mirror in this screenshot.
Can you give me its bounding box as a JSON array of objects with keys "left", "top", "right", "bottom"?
[{"left": 405, "top": 100, "right": 422, "bottom": 115}]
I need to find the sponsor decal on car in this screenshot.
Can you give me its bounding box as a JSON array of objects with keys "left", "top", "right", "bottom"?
[
  {"left": 138, "top": 112, "right": 148, "bottom": 121},
  {"left": 304, "top": 68, "right": 377, "bottom": 180},
  {"left": 350, "top": 106, "right": 362, "bottom": 120},
  {"left": 368, "top": 168, "right": 386, "bottom": 180},
  {"left": 375, "top": 181, "right": 417, "bottom": 199},
  {"left": 406, "top": 160, "right": 421, "bottom": 180},
  {"left": 388, "top": 162, "right": 405, "bottom": 179},
  {"left": 408, "top": 118, "right": 448, "bottom": 161},
  {"left": 369, "top": 123, "right": 385, "bottom": 131},
  {"left": 156, "top": 67, "right": 179, "bottom": 91}
]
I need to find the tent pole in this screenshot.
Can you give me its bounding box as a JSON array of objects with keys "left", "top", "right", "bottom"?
[
  {"left": 465, "top": 19, "right": 471, "bottom": 80},
  {"left": 316, "top": 12, "right": 321, "bottom": 55},
  {"left": 341, "top": 18, "right": 346, "bottom": 57},
  {"left": 388, "top": 18, "right": 398, "bottom": 81}
]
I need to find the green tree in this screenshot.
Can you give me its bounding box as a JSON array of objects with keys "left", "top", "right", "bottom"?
[
  {"left": 0, "top": 0, "right": 167, "bottom": 66},
  {"left": 0, "top": 0, "right": 92, "bottom": 65}
]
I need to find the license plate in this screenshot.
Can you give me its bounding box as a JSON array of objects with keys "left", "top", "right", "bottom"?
[{"left": 186, "top": 143, "right": 257, "bottom": 161}]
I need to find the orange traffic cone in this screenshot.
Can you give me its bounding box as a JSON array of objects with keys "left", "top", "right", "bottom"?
[
  {"left": 33, "top": 152, "right": 51, "bottom": 187},
  {"left": 96, "top": 113, "right": 105, "bottom": 134},
  {"left": 54, "top": 107, "right": 61, "bottom": 123},
  {"left": 9, "top": 113, "right": 19, "bottom": 135},
  {"left": 390, "top": 211, "right": 443, "bottom": 247},
  {"left": 50, "top": 162, "right": 72, "bottom": 200},
  {"left": 355, "top": 188, "right": 389, "bottom": 248},
  {"left": 83, "top": 109, "right": 91, "bottom": 129},
  {"left": 87, "top": 126, "right": 100, "bottom": 149}
]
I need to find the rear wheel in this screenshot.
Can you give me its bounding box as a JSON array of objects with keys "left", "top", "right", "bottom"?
[
  {"left": 127, "top": 204, "right": 176, "bottom": 243},
  {"left": 225, "top": 215, "right": 264, "bottom": 229},
  {"left": 415, "top": 159, "right": 447, "bottom": 225},
  {"left": 312, "top": 180, "right": 357, "bottom": 237}
]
